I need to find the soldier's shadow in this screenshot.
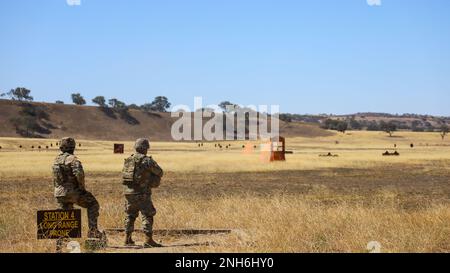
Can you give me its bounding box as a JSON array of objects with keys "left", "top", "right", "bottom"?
[
  {"left": 167, "top": 241, "right": 215, "bottom": 248},
  {"left": 108, "top": 241, "right": 215, "bottom": 249}
]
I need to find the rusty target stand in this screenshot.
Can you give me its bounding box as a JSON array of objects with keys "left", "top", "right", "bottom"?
[
  {"left": 37, "top": 209, "right": 82, "bottom": 253},
  {"left": 268, "top": 136, "right": 293, "bottom": 161},
  {"left": 269, "top": 136, "right": 286, "bottom": 161}
]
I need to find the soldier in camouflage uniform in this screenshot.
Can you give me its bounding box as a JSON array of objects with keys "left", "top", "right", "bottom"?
[
  {"left": 52, "top": 137, "right": 102, "bottom": 238},
  {"left": 122, "top": 138, "right": 163, "bottom": 247}
]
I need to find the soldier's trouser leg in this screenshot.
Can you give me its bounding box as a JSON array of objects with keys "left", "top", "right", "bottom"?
[
  {"left": 76, "top": 191, "right": 100, "bottom": 230},
  {"left": 124, "top": 195, "right": 140, "bottom": 234},
  {"left": 140, "top": 194, "right": 157, "bottom": 237},
  {"left": 56, "top": 198, "right": 74, "bottom": 210}
]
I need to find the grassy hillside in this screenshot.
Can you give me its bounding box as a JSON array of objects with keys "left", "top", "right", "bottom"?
[{"left": 0, "top": 99, "right": 332, "bottom": 141}]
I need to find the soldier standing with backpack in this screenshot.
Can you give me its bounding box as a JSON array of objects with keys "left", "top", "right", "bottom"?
[{"left": 122, "top": 138, "right": 164, "bottom": 247}]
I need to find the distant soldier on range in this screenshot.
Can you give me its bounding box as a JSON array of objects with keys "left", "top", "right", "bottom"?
[
  {"left": 122, "top": 138, "right": 164, "bottom": 247},
  {"left": 52, "top": 137, "right": 102, "bottom": 238}
]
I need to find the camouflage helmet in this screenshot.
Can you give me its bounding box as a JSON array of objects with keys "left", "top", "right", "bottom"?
[
  {"left": 60, "top": 137, "right": 76, "bottom": 152},
  {"left": 134, "top": 138, "right": 150, "bottom": 152}
]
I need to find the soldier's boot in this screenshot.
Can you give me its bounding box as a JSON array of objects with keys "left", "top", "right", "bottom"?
[
  {"left": 144, "top": 234, "right": 163, "bottom": 248},
  {"left": 86, "top": 228, "right": 107, "bottom": 250},
  {"left": 87, "top": 228, "right": 103, "bottom": 239},
  {"left": 124, "top": 232, "right": 135, "bottom": 246}
]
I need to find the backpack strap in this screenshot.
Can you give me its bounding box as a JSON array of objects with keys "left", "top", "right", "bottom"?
[{"left": 133, "top": 154, "right": 146, "bottom": 182}]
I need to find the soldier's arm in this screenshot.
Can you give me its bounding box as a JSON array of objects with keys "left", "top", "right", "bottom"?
[
  {"left": 67, "top": 156, "right": 86, "bottom": 190},
  {"left": 143, "top": 157, "right": 164, "bottom": 178}
]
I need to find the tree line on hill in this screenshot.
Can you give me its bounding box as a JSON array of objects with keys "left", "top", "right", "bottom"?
[
  {"left": 1, "top": 88, "right": 172, "bottom": 113},
  {"left": 71, "top": 93, "right": 172, "bottom": 113},
  {"left": 319, "top": 118, "right": 400, "bottom": 137},
  {"left": 0, "top": 87, "right": 173, "bottom": 137},
  {"left": 316, "top": 117, "right": 448, "bottom": 139},
  {"left": 1, "top": 87, "right": 449, "bottom": 140},
  {"left": 279, "top": 113, "right": 449, "bottom": 139}
]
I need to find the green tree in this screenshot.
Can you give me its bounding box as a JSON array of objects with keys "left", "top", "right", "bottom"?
[
  {"left": 380, "top": 121, "right": 397, "bottom": 137},
  {"left": 367, "top": 121, "right": 380, "bottom": 131},
  {"left": 441, "top": 125, "right": 449, "bottom": 140},
  {"left": 108, "top": 98, "right": 127, "bottom": 109},
  {"left": 140, "top": 103, "right": 153, "bottom": 112},
  {"left": 321, "top": 119, "right": 348, "bottom": 133},
  {"left": 219, "top": 101, "right": 232, "bottom": 111},
  {"left": 92, "top": 96, "right": 106, "bottom": 107},
  {"left": 6, "top": 87, "right": 33, "bottom": 101},
  {"left": 411, "top": 120, "right": 423, "bottom": 132},
  {"left": 145, "top": 96, "right": 171, "bottom": 112},
  {"left": 337, "top": 121, "right": 348, "bottom": 134},
  {"left": 71, "top": 93, "right": 86, "bottom": 105},
  {"left": 107, "top": 98, "right": 139, "bottom": 125},
  {"left": 128, "top": 104, "right": 140, "bottom": 110},
  {"left": 349, "top": 119, "right": 362, "bottom": 130},
  {"left": 55, "top": 100, "right": 64, "bottom": 104},
  {"left": 321, "top": 119, "right": 339, "bottom": 130},
  {"left": 279, "top": 114, "right": 292, "bottom": 122},
  {"left": 218, "top": 101, "right": 239, "bottom": 112}
]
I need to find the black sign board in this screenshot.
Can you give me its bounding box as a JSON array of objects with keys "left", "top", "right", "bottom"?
[
  {"left": 114, "top": 144, "right": 124, "bottom": 154},
  {"left": 37, "top": 209, "right": 82, "bottom": 239}
]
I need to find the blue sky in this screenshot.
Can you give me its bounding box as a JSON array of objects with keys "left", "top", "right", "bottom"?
[{"left": 1, "top": 0, "right": 449, "bottom": 115}]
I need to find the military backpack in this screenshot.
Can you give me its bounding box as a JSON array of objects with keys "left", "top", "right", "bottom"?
[
  {"left": 52, "top": 153, "right": 71, "bottom": 187},
  {"left": 122, "top": 154, "right": 146, "bottom": 186}
]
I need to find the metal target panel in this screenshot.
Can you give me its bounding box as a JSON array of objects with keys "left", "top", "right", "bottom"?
[
  {"left": 270, "top": 136, "right": 286, "bottom": 161},
  {"left": 114, "top": 144, "right": 124, "bottom": 154}
]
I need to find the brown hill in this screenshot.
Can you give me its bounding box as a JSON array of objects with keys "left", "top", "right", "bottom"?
[{"left": 0, "top": 99, "right": 332, "bottom": 141}]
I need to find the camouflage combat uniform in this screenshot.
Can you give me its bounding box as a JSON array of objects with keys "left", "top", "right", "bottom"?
[
  {"left": 122, "top": 138, "right": 163, "bottom": 246},
  {"left": 52, "top": 138, "right": 100, "bottom": 234},
  {"left": 123, "top": 153, "right": 163, "bottom": 236}
]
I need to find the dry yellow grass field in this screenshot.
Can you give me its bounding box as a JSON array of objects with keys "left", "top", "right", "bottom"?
[{"left": 1, "top": 131, "right": 450, "bottom": 253}]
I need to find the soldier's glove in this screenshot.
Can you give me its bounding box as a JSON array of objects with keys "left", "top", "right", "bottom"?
[{"left": 122, "top": 180, "right": 133, "bottom": 186}]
